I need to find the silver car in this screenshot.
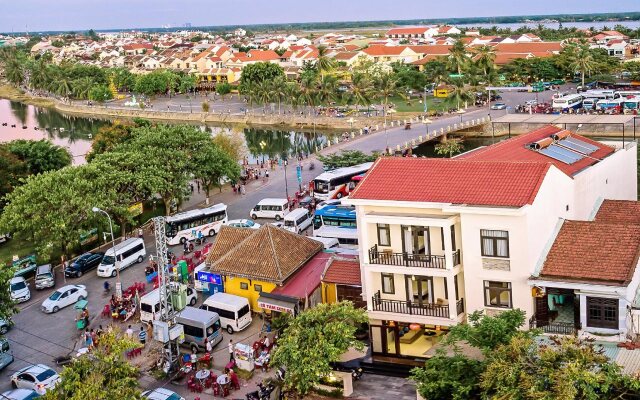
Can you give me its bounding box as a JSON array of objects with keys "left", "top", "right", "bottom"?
[{"left": 11, "top": 364, "right": 60, "bottom": 395}]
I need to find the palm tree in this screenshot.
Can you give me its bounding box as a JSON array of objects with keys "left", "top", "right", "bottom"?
[
  {"left": 270, "top": 76, "right": 288, "bottom": 115},
  {"left": 447, "top": 78, "right": 475, "bottom": 110},
  {"left": 255, "top": 80, "right": 272, "bottom": 113},
  {"left": 374, "top": 73, "right": 401, "bottom": 152},
  {"left": 316, "top": 74, "right": 338, "bottom": 107},
  {"left": 284, "top": 82, "right": 301, "bottom": 113},
  {"left": 349, "top": 73, "right": 374, "bottom": 114},
  {"left": 316, "top": 45, "right": 336, "bottom": 78},
  {"left": 2, "top": 53, "right": 26, "bottom": 86},
  {"left": 447, "top": 40, "right": 469, "bottom": 76},
  {"left": 474, "top": 45, "right": 496, "bottom": 77},
  {"left": 239, "top": 81, "right": 256, "bottom": 114},
  {"left": 570, "top": 42, "right": 596, "bottom": 87},
  {"left": 299, "top": 73, "right": 318, "bottom": 117},
  {"left": 72, "top": 77, "right": 94, "bottom": 100}
]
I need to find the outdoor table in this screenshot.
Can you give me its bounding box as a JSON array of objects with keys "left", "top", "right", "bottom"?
[
  {"left": 217, "top": 374, "right": 230, "bottom": 386},
  {"left": 195, "top": 369, "right": 210, "bottom": 385}
]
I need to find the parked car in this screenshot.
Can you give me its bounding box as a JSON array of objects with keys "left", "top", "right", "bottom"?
[
  {"left": 0, "top": 389, "right": 40, "bottom": 400},
  {"left": 0, "top": 233, "right": 10, "bottom": 244},
  {"left": 0, "top": 319, "right": 10, "bottom": 335},
  {"left": 65, "top": 252, "right": 104, "bottom": 278},
  {"left": 226, "top": 219, "right": 261, "bottom": 229},
  {"left": 41, "top": 285, "right": 87, "bottom": 313},
  {"left": 10, "top": 364, "right": 60, "bottom": 395},
  {"left": 142, "top": 388, "right": 185, "bottom": 400},
  {"left": 0, "top": 338, "right": 14, "bottom": 371},
  {"left": 9, "top": 277, "right": 30, "bottom": 304},
  {"left": 491, "top": 102, "right": 507, "bottom": 110},
  {"left": 525, "top": 99, "right": 538, "bottom": 106},
  {"left": 34, "top": 264, "right": 55, "bottom": 290}
]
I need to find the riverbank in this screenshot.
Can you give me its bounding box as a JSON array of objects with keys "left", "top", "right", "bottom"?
[{"left": 0, "top": 84, "right": 55, "bottom": 108}]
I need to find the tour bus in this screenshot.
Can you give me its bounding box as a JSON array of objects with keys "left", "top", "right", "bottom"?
[
  {"left": 283, "top": 208, "right": 313, "bottom": 234},
  {"left": 552, "top": 94, "right": 583, "bottom": 111},
  {"left": 582, "top": 98, "right": 599, "bottom": 110},
  {"left": 165, "top": 204, "right": 228, "bottom": 245},
  {"left": 312, "top": 204, "right": 358, "bottom": 249},
  {"left": 582, "top": 90, "right": 615, "bottom": 100},
  {"left": 312, "top": 162, "right": 373, "bottom": 201},
  {"left": 200, "top": 292, "right": 252, "bottom": 334},
  {"left": 97, "top": 238, "right": 146, "bottom": 278},
  {"left": 614, "top": 91, "right": 640, "bottom": 99},
  {"left": 140, "top": 285, "right": 198, "bottom": 324},
  {"left": 623, "top": 97, "right": 640, "bottom": 113},
  {"left": 596, "top": 98, "right": 625, "bottom": 112},
  {"left": 176, "top": 306, "right": 223, "bottom": 353}
]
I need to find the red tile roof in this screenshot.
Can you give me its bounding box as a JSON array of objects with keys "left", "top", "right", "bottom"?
[
  {"left": 349, "top": 157, "right": 551, "bottom": 207},
  {"left": 272, "top": 251, "right": 332, "bottom": 299},
  {"left": 459, "top": 125, "right": 614, "bottom": 177},
  {"left": 323, "top": 258, "right": 361, "bottom": 286},
  {"left": 492, "top": 42, "right": 563, "bottom": 54},
  {"left": 539, "top": 220, "right": 640, "bottom": 285},
  {"left": 595, "top": 200, "right": 640, "bottom": 224},
  {"left": 362, "top": 45, "right": 411, "bottom": 56},
  {"left": 408, "top": 45, "right": 452, "bottom": 55},
  {"left": 386, "top": 27, "right": 432, "bottom": 36}
]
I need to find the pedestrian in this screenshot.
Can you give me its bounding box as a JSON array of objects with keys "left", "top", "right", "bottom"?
[
  {"left": 190, "top": 183, "right": 194, "bottom": 193},
  {"left": 90, "top": 329, "right": 97, "bottom": 347},
  {"left": 206, "top": 337, "right": 212, "bottom": 354},
  {"left": 228, "top": 339, "right": 234, "bottom": 361},
  {"left": 96, "top": 325, "right": 104, "bottom": 338},
  {"left": 125, "top": 325, "right": 133, "bottom": 339},
  {"left": 139, "top": 326, "right": 147, "bottom": 346},
  {"left": 240, "top": 184, "right": 246, "bottom": 196},
  {"left": 196, "top": 181, "right": 200, "bottom": 193},
  {"left": 85, "top": 329, "right": 93, "bottom": 350},
  {"left": 138, "top": 227, "right": 143, "bottom": 239},
  {"left": 265, "top": 170, "right": 269, "bottom": 178}
]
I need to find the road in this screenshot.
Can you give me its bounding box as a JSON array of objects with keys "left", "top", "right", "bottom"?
[{"left": 0, "top": 85, "right": 563, "bottom": 393}]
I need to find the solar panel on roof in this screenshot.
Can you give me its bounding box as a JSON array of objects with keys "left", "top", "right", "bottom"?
[
  {"left": 562, "top": 136, "right": 598, "bottom": 154},
  {"left": 539, "top": 144, "right": 584, "bottom": 165}
]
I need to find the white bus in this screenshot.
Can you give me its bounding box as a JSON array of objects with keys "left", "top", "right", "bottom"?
[
  {"left": 552, "top": 94, "right": 583, "bottom": 111},
  {"left": 623, "top": 97, "right": 640, "bottom": 113},
  {"left": 582, "top": 98, "right": 598, "bottom": 110},
  {"left": 582, "top": 90, "right": 615, "bottom": 99},
  {"left": 312, "top": 162, "right": 373, "bottom": 201},
  {"left": 312, "top": 205, "right": 359, "bottom": 249},
  {"left": 596, "top": 98, "right": 624, "bottom": 112},
  {"left": 165, "top": 204, "right": 227, "bottom": 245},
  {"left": 614, "top": 91, "right": 640, "bottom": 99}
]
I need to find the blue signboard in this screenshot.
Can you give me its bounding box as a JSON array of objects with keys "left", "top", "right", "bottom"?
[
  {"left": 296, "top": 165, "right": 302, "bottom": 184},
  {"left": 196, "top": 271, "right": 224, "bottom": 294}
]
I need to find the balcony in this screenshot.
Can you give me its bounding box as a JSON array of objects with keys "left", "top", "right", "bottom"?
[
  {"left": 372, "top": 291, "right": 464, "bottom": 318},
  {"left": 368, "top": 245, "right": 460, "bottom": 269},
  {"left": 529, "top": 316, "right": 579, "bottom": 336}
]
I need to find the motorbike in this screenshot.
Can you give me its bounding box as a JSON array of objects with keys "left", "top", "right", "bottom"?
[
  {"left": 331, "top": 358, "right": 364, "bottom": 381},
  {"left": 309, "top": 162, "right": 315, "bottom": 170},
  {"left": 246, "top": 382, "right": 275, "bottom": 400}
]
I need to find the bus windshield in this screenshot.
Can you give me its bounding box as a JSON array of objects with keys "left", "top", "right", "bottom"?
[{"left": 314, "top": 180, "right": 330, "bottom": 194}]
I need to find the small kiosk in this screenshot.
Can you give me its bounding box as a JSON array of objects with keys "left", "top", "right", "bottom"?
[{"left": 234, "top": 343, "right": 255, "bottom": 372}]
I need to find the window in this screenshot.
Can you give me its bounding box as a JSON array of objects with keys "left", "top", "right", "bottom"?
[
  {"left": 377, "top": 224, "right": 391, "bottom": 246},
  {"left": 480, "top": 230, "right": 509, "bottom": 258},
  {"left": 254, "top": 284, "right": 263, "bottom": 292},
  {"left": 381, "top": 273, "right": 395, "bottom": 294},
  {"left": 240, "top": 282, "right": 249, "bottom": 290},
  {"left": 484, "top": 281, "right": 512, "bottom": 308},
  {"left": 182, "top": 323, "right": 204, "bottom": 337},
  {"left": 587, "top": 297, "right": 618, "bottom": 329}
]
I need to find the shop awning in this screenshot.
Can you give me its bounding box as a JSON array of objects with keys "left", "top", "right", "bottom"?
[
  {"left": 257, "top": 292, "right": 299, "bottom": 315},
  {"left": 272, "top": 252, "right": 333, "bottom": 300}
]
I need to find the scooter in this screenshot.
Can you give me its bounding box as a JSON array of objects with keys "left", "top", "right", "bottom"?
[
  {"left": 309, "top": 162, "right": 315, "bottom": 170},
  {"left": 245, "top": 382, "right": 275, "bottom": 400},
  {"left": 331, "top": 358, "right": 364, "bottom": 381}
]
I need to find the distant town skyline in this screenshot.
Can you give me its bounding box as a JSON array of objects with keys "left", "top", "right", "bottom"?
[{"left": 1, "top": 0, "right": 638, "bottom": 32}]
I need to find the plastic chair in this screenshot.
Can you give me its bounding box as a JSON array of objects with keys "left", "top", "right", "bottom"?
[{"left": 101, "top": 305, "right": 111, "bottom": 318}]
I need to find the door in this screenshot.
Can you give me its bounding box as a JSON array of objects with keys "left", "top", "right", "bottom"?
[
  {"left": 59, "top": 291, "right": 70, "bottom": 308},
  {"left": 534, "top": 294, "right": 549, "bottom": 327},
  {"left": 406, "top": 276, "right": 433, "bottom": 306},
  {"left": 369, "top": 324, "right": 398, "bottom": 356},
  {"left": 17, "top": 373, "right": 36, "bottom": 390},
  {"left": 401, "top": 226, "right": 429, "bottom": 256}
]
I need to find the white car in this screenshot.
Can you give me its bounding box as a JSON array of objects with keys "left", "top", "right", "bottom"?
[
  {"left": 9, "top": 277, "right": 30, "bottom": 303},
  {"left": 525, "top": 99, "right": 538, "bottom": 106},
  {"left": 1, "top": 389, "right": 40, "bottom": 400},
  {"left": 11, "top": 364, "right": 60, "bottom": 395},
  {"left": 142, "top": 388, "right": 185, "bottom": 400},
  {"left": 490, "top": 102, "right": 507, "bottom": 110},
  {"left": 226, "top": 219, "right": 261, "bottom": 229},
  {"left": 41, "top": 284, "right": 87, "bottom": 313}
]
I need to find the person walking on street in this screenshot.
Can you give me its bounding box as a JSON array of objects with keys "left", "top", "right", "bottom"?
[
  {"left": 125, "top": 325, "right": 133, "bottom": 339},
  {"left": 228, "top": 339, "right": 234, "bottom": 361},
  {"left": 240, "top": 184, "right": 246, "bottom": 196},
  {"left": 138, "top": 227, "right": 143, "bottom": 239},
  {"left": 206, "top": 338, "right": 212, "bottom": 354},
  {"left": 85, "top": 329, "right": 93, "bottom": 350},
  {"left": 139, "top": 326, "right": 147, "bottom": 346}
]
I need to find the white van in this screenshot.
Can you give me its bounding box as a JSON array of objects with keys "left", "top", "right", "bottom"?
[
  {"left": 200, "top": 292, "right": 252, "bottom": 334},
  {"left": 310, "top": 236, "right": 339, "bottom": 250},
  {"left": 250, "top": 198, "right": 289, "bottom": 221},
  {"left": 283, "top": 208, "right": 312, "bottom": 234},
  {"left": 97, "top": 238, "right": 146, "bottom": 278},
  {"left": 140, "top": 285, "right": 197, "bottom": 324}
]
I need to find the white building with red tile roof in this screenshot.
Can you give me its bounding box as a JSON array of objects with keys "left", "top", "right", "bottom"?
[
  {"left": 385, "top": 26, "right": 439, "bottom": 39},
  {"left": 343, "top": 126, "right": 636, "bottom": 363}
]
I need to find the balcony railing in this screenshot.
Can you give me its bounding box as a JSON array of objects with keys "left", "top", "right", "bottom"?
[
  {"left": 371, "top": 291, "right": 464, "bottom": 318},
  {"left": 529, "top": 316, "right": 579, "bottom": 336},
  {"left": 368, "top": 245, "right": 460, "bottom": 269}
]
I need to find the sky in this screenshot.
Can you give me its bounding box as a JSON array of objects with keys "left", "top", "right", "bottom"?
[{"left": 0, "top": 0, "right": 638, "bottom": 32}]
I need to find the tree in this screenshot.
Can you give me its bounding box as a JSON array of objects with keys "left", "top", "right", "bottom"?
[
  {"left": 7, "top": 140, "right": 72, "bottom": 175},
  {"left": 446, "top": 78, "right": 474, "bottom": 110},
  {"left": 0, "top": 146, "right": 28, "bottom": 210},
  {"left": 447, "top": 40, "right": 470, "bottom": 75},
  {"left": 481, "top": 335, "right": 640, "bottom": 399},
  {"left": 216, "top": 82, "right": 232, "bottom": 97},
  {"left": 270, "top": 76, "right": 288, "bottom": 114},
  {"left": 445, "top": 309, "right": 527, "bottom": 352},
  {"left": 86, "top": 29, "right": 100, "bottom": 42},
  {"left": 316, "top": 45, "right": 337, "bottom": 77},
  {"left": 192, "top": 143, "right": 241, "bottom": 202},
  {"left": 349, "top": 73, "right": 373, "bottom": 113},
  {"left": 422, "top": 59, "right": 449, "bottom": 86},
  {"left": 240, "top": 62, "right": 284, "bottom": 86},
  {"left": 473, "top": 45, "right": 496, "bottom": 77},
  {"left": 201, "top": 101, "right": 210, "bottom": 113},
  {"left": 569, "top": 41, "right": 596, "bottom": 87},
  {"left": 411, "top": 353, "right": 483, "bottom": 400},
  {"left": 374, "top": 73, "right": 401, "bottom": 117},
  {"left": 85, "top": 122, "right": 135, "bottom": 162},
  {"left": 317, "top": 150, "right": 378, "bottom": 169},
  {"left": 435, "top": 138, "right": 465, "bottom": 158},
  {"left": 271, "top": 302, "right": 367, "bottom": 397},
  {"left": 88, "top": 84, "right": 113, "bottom": 102},
  {"left": 212, "top": 132, "right": 246, "bottom": 163},
  {"left": 42, "top": 329, "right": 142, "bottom": 400},
  {"left": 316, "top": 74, "right": 338, "bottom": 107}
]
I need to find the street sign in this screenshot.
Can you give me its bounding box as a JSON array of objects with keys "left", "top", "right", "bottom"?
[{"left": 296, "top": 165, "right": 302, "bottom": 184}]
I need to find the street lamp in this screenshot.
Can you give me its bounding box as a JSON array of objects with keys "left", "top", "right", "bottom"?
[
  {"left": 92, "top": 207, "right": 121, "bottom": 298},
  {"left": 424, "top": 118, "right": 433, "bottom": 136},
  {"left": 456, "top": 109, "right": 466, "bottom": 124},
  {"left": 259, "top": 140, "right": 266, "bottom": 164}
]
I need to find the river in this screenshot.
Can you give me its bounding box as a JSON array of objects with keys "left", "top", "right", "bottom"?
[{"left": 0, "top": 99, "right": 335, "bottom": 164}]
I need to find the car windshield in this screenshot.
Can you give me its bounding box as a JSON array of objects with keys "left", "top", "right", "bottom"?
[
  {"left": 36, "top": 368, "right": 56, "bottom": 381},
  {"left": 245, "top": 221, "right": 254, "bottom": 227},
  {"left": 10, "top": 281, "right": 26, "bottom": 291},
  {"left": 49, "top": 291, "right": 62, "bottom": 301},
  {"left": 284, "top": 220, "right": 295, "bottom": 227},
  {"left": 102, "top": 256, "right": 115, "bottom": 265}
]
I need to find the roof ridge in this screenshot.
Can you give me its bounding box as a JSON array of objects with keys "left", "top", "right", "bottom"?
[{"left": 266, "top": 225, "right": 283, "bottom": 281}]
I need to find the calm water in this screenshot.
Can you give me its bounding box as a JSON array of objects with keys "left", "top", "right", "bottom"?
[
  {"left": 0, "top": 100, "right": 334, "bottom": 164},
  {"left": 459, "top": 21, "right": 640, "bottom": 30}
]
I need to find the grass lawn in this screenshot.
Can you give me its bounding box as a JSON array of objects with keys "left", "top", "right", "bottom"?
[
  {"left": 389, "top": 95, "right": 449, "bottom": 113},
  {"left": 0, "top": 237, "right": 38, "bottom": 267}
]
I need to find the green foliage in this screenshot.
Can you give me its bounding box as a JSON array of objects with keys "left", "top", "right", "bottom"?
[
  {"left": 133, "top": 70, "right": 174, "bottom": 96},
  {"left": 271, "top": 302, "right": 367, "bottom": 396},
  {"left": 51, "top": 40, "right": 64, "bottom": 48},
  {"left": 109, "top": 68, "right": 136, "bottom": 92},
  {"left": 88, "top": 84, "right": 113, "bottom": 102},
  {"left": 192, "top": 141, "right": 241, "bottom": 200},
  {"left": 6, "top": 140, "right": 72, "bottom": 175},
  {"left": 411, "top": 353, "right": 483, "bottom": 400},
  {"left": 317, "top": 150, "right": 378, "bottom": 170},
  {"left": 42, "top": 329, "right": 142, "bottom": 400},
  {"left": 201, "top": 101, "right": 210, "bottom": 113},
  {"left": 391, "top": 62, "right": 427, "bottom": 91},
  {"left": 0, "top": 146, "right": 28, "bottom": 210},
  {"left": 434, "top": 138, "right": 465, "bottom": 158},
  {"left": 240, "top": 62, "right": 285, "bottom": 85},
  {"left": 86, "top": 29, "right": 100, "bottom": 42},
  {"left": 216, "top": 82, "right": 232, "bottom": 96},
  {"left": 481, "top": 335, "right": 640, "bottom": 399},
  {"left": 446, "top": 309, "right": 528, "bottom": 352},
  {"left": 85, "top": 122, "right": 135, "bottom": 162}
]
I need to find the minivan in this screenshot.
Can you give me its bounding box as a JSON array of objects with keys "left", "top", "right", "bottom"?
[
  {"left": 97, "top": 238, "right": 146, "bottom": 278},
  {"left": 250, "top": 198, "right": 289, "bottom": 221},
  {"left": 200, "top": 292, "right": 252, "bottom": 334},
  {"left": 176, "top": 306, "right": 223, "bottom": 353},
  {"left": 140, "top": 285, "right": 197, "bottom": 324},
  {"left": 34, "top": 264, "right": 55, "bottom": 290},
  {"left": 282, "top": 208, "right": 312, "bottom": 234}
]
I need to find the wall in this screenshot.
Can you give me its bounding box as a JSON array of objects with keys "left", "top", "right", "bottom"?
[
  {"left": 321, "top": 282, "right": 338, "bottom": 304},
  {"left": 223, "top": 275, "right": 276, "bottom": 312}
]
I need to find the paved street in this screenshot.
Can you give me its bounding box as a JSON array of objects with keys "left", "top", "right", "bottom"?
[{"left": 0, "top": 85, "right": 562, "bottom": 396}]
